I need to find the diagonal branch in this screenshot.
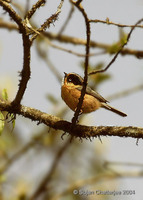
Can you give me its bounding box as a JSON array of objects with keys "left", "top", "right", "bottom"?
[
  {"left": 58, "top": 4, "right": 75, "bottom": 35},
  {"left": 31, "top": 0, "right": 64, "bottom": 42},
  {"left": 25, "top": 0, "right": 46, "bottom": 20},
  {"left": 0, "top": 0, "right": 23, "bottom": 31},
  {"left": 88, "top": 18, "right": 143, "bottom": 76}
]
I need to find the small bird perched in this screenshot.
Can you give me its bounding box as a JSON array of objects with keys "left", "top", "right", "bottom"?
[{"left": 61, "top": 72, "right": 127, "bottom": 117}]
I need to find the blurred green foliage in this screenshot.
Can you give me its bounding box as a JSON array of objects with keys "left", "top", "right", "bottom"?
[
  {"left": 80, "top": 61, "right": 111, "bottom": 90},
  {"left": 107, "top": 29, "right": 128, "bottom": 54},
  {"left": 0, "top": 112, "right": 4, "bottom": 136}
]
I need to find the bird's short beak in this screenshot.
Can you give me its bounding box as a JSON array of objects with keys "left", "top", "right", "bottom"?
[{"left": 64, "top": 72, "right": 67, "bottom": 77}]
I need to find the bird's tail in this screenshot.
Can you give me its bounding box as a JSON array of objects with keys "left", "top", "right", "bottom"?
[{"left": 101, "top": 103, "right": 127, "bottom": 117}]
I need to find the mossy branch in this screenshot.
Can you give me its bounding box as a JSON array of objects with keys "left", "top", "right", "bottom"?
[{"left": 0, "top": 101, "right": 143, "bottom": 139}]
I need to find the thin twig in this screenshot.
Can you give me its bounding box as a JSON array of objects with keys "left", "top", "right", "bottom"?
[
  {"left": 31, "top": 0, "right": 64, "bottom": 42},
  {"left": 58, "top": 4, "right": 75, "bottom": 35},
  {"left": 25, "top": 0, "right": 46, "bottom": 19},
  {"left": 43, "top": 36, "right": 102, "bottom": 57},
  {"left": 88, "top": 18, "right": 143, "bottom": 76},
  {"left": 90, "top": 19, "right": 143, "bottom": 28},
  {"left": 1, "top": 20, "right": 143, "bottom": 58}
]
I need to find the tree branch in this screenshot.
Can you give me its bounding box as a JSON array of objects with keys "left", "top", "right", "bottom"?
[
  {"left": 58, "top": 4, "right": 74, "bottom": 35},
  {"left": 90, "top": 18, "right": 143, "bottom": 28},
  {"left": 70, "top": 0, "right": 90, "bottom": 127},
  {"left": 43, "top": 32, "right": 143, "bottom": 58},
  {"left": 0, "top": 101, "right": 143, "bottom": 139},
  {"left": 0, "top": 0, "right": 23, "bottom": 28},
  {"left": 1, "top": 20, "right": 143, "bottom": 58},
  {"left": 0, "top": 19, "right": 18, "bottom": 30},
  {"left": 0, "top": 1, "right": 31, "bottom": 107},
  {"left": 88, "top": 18, "right": 143, "bottom": 76},
  {"left": 11, "top": 33, "right": 31, "bottom": 107},
  {"left": 31, "top": 0, "right": 64, "bottom": 42},
  {"left": 25, "top": 0, "right": 46, "bottom": 20}
]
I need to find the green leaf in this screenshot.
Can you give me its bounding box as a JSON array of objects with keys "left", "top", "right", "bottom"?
[
  {"left": 119, "top": 28, "right": 128, "bottom": 45},
  {"left": 10, "top": 113, "right": 15, "bottom": 132},
  {"left": 2, "top": 89, "right": 8, "bottom": 101},
  {"left": 0, "top": 112, "right": 5, "bottom": 135},
  {"left": 0, "top": 174, "right": 6, "bottom": 183},
  {"left": 47, "top": 94, "right": 58, "bottom": 105},
  {"left": 89, "top": 62, "right": 111, "bottom": 87},
  {"left": 95, "top": 74, "right": 111, "bottom": 85},
  {"left": 107, "top": 42, "right": 120, "bottom": 54},
  {"left": 107, "top": 29, "right": 128, "bottom": 54}
]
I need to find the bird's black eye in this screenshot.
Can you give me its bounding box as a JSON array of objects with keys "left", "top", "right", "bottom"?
[
  {"left": 68, "top": 78, "right": 72, "bottom": 82},
  {"left": 67, "top": 74, "right": 83, "bottom": 85}
]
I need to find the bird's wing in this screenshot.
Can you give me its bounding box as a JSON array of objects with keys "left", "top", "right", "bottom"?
[{"left": 76, "top": 86, "right": 108, "bottom": 103}]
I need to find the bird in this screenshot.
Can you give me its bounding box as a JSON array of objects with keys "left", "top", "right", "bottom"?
[{"left": 61, "top": 72, "right": 127, "bottom": 117}]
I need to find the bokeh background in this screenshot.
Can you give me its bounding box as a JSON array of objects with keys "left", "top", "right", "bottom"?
[{"left": 0, "top": 0, "right": 143, "bottom": 199}]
